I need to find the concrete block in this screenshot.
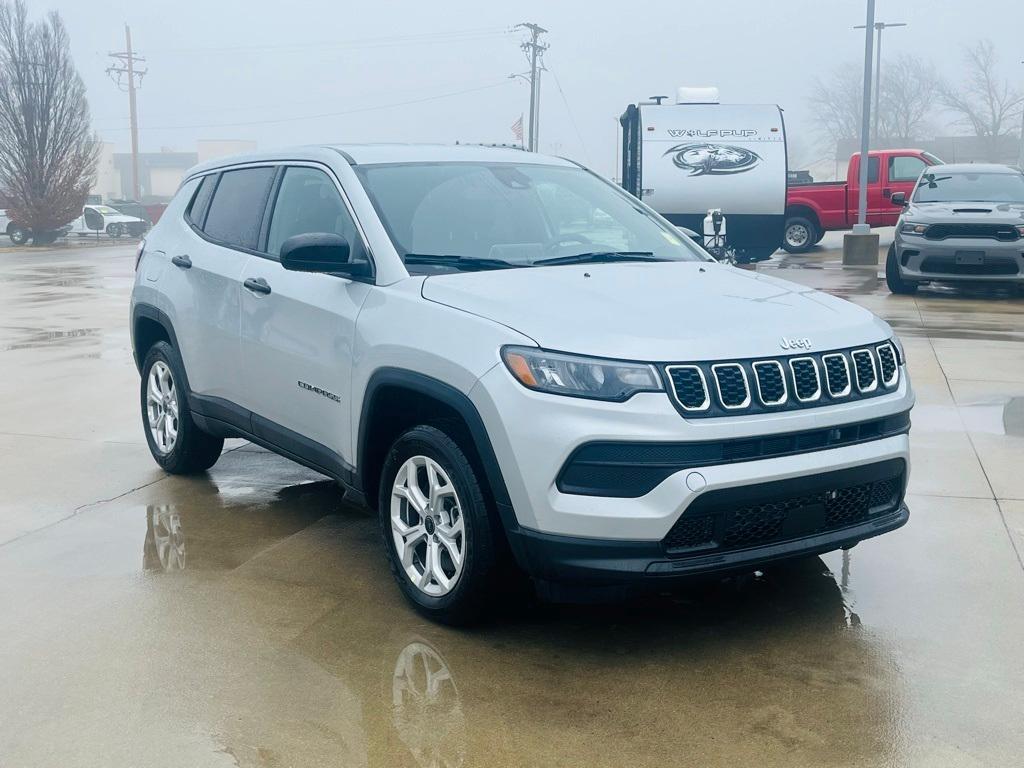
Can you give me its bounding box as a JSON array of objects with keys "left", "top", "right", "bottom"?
[{"left": 842, "top": 232, "right": 880, "bottom": 266}]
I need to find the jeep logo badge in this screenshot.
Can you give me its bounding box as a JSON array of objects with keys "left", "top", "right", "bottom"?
[{"left": 780, "top": 337, "right": 811, "bottom": 351}]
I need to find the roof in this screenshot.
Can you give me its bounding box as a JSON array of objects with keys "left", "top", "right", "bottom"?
[
  {"left": 185, "top": 143, "right": 576, "bottom": 178},
  {"left": 925, "top": 163, "right": 1021, "bottom": 175}
]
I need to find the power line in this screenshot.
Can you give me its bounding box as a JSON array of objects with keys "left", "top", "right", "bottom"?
[
  {"left": 106, "top": 24, "right": 146, "bottom": 199},
  {"left": 95, "top": 80, "right": 514, "bottom": 132},
  {"left": 547, "top": 65, "right": 591, "bottom": 164},
  {"left": 145, "top": 27, "right": 512, "bottom": 56}
]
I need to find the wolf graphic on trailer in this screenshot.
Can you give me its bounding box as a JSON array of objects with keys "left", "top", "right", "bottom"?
[{"left": 620, "top": 87, "right": 787, "bottom": 263}]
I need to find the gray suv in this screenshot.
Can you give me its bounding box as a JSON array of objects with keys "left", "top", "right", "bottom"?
[{"left": 886, "top": 163, "right": 1024, "bottom": 294}]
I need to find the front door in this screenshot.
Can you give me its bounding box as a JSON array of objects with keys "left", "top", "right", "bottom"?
[
  {"left": 239, "top": 165, "right": 372, "bottom": 471},
  {"left": 881, "top": 154, "right": 930, "bottom": 226}
]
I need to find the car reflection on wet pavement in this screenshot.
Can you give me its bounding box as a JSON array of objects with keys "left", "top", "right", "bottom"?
[{"left": 1, "top": 242, "right": 1023, "bottom": 767}]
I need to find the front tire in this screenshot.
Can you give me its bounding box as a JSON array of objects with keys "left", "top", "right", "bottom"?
[
  {"left": 885, "top": 244, "right": 918, "bottom": 295},
  {"left": 379, "top": 425, "right": 500, "bottom": 625},
  {"left": 107, "top": 223, "right": 124, "bottom": 238},
  {"left": 782, "top": 217, "right": 817, "bottom": 253},
  {"left": 140, "top": 341, "right": 224, "bottom": 474}
]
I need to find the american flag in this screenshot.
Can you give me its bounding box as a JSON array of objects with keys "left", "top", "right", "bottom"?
[{"left": 511, "top": 114, "right": 524, "bottom": 144}]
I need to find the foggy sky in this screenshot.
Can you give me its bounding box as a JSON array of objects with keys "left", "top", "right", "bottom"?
[{"left": 24, "top": 0, "right": 1024, "bottom": 177}]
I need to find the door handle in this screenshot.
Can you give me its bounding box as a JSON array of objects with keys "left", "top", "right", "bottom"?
[
  {"left": 171, "top": 254, "right": 192, "bottom": 269},
  {"left": 243, "top": 277, "right": 272, "bottom": 295}
]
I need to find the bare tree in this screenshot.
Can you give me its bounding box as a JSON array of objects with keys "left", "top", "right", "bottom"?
[
  {"left": 942, "top": 40, "right": 1023, "bottom": 161},
  {"left": 808, "top": 56, "right": 942, "bottom": 152},
  {"left": 0, "top": 1, "right": 98, "bottom": 244},
  {"left": 807, "top": 64, "right": 864, "bottom": 151},
  {"left": 878, "top": 54, "right": 942, "bottom": 143}
]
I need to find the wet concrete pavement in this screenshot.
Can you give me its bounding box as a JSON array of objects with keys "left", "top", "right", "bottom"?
[{"left": 2, "top": 242, "right": 1023, "bottom": 767}]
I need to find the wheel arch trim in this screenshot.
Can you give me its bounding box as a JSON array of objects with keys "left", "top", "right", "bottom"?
[
  {"left": 357, "top": 368, "right": 517, "bottom": 530},
  {"left": 131, "top": 303, "right": 186, "bottom": 385}
]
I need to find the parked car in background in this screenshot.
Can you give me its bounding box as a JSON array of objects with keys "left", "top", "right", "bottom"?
[
  {"left": 783, "top": 149, "right": 943, "bottom": 252},
  {"left": 1, "top": 208, "right": 31, "bottom": 245},
  {"left": 68, "top": 204, "right": 148, "bottom": 239},
  {"left": 886, "top": 163, "right": 1024, "bottom": 294},
  {"left": 1, "top": 208, "right": 72, "bottom": 245},
  {"left": 107, "top": 199, "right": 153, "bottom": 229}
]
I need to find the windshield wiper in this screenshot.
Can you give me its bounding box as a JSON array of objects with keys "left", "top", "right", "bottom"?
[
  {"left": 403, "top": 253, "right": 520, "bottom": 271},
  {"left": 534, "top": 251, "right": 659, "bottom": 266}
]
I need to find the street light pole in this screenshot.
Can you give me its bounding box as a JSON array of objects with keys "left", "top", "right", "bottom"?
[
  {"left": 1018, "top": 60, "right": 1024, "bottom": 168},
  {"left": 854, "top": 0, "right": 876, "bottom": 231},
  {"left": 854, "top": 21, "right": 906, "bottom": 143}
]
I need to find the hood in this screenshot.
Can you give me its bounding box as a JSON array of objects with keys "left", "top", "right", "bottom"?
[
  {"left": 421, "top": 262, "right": 892, "bottom": 361},
  {"left": 907, "top": 201, "right": 1024, "bottom": 224}
]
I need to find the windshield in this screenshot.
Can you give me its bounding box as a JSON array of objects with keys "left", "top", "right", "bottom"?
[
  {"left": 354, "top": 162, "right": 708, "bottom": 273},
  {"left": 913, "top": 171, "right": 1024, "bottom": 203},
  {"left": 92, "top": 205, "right": 120, "bottom": 215}
]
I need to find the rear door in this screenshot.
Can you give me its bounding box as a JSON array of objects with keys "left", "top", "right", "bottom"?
[
  {"left": 168, "top": 166, "right": 276, "bottom": 402},
  {"left": 848, "top": 155, "right": 891, "bottom": 225},
  {"left": 238, "top": 164, "right": 372, "bottom": 473}
]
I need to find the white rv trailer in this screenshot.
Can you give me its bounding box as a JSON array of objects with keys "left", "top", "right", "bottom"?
[{"left": 620, "top": 87, "right": 787, "bottom": 262}]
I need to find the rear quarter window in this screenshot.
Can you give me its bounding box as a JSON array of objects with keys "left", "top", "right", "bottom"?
[
  {"left": 200, "top": 167, "right": 276, "bottom": 250},
  {"left": 186, "top": 174, "right": 218, "bottom": 229}
]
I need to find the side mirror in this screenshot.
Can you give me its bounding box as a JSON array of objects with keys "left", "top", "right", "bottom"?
[
  {"left": 280, "top": 232, "right": 367, "bottom": 277},
  {"left": 890, "top": 192, "right": 906, "bottom": 207},
  {"left": 675, "top": 225, "right": 703, "bottom": 245}
]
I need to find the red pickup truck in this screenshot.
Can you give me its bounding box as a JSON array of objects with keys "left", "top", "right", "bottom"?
[{"left": 782, "top": 149, "right": 942, "bottom": 252}]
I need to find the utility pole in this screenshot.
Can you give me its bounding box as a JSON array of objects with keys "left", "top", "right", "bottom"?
[
  {"left": 514, "top": 23, "right": 548, "bottom": 152},
  {"left": 855, "top": 21, "right": 907, "bottom": 142},
  {"left": 106, "top": 25, "right": 146, "bottom": 200}
]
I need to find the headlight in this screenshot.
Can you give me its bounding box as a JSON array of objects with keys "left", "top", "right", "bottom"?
[
  {"left": 900, "top": 221, "right": 928, "bottom": 235},
  {"left": 1016, "top": 225, "right": 1024, "bottom": 238},
  {"left": 891, "top": 335, "right": 906, "bottom": 365},
  {"left": 501, "top": 346, "right": 663, "bottom": 401}
]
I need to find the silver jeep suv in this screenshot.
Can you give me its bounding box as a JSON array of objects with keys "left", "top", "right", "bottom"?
[{"left": 131, "top": 144, "right": 913, "bottom": 623}]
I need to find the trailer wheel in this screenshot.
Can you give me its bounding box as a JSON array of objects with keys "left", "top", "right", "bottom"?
[{"left": 782, "top": 217, "right": 816, "bottom": 253}]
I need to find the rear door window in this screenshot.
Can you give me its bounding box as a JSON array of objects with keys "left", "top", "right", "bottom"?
[
  {"left": 201, "top": 167, "right": 276, "bottom": 250},
  {"left": 866, "top": 156, "right": 879, "bottom": 183}
]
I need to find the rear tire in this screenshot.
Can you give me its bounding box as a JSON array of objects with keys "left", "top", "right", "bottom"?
[
  {"left": 140, "top": 341, "right": 224, "bottom": 474},
  {"left": 379, "top": 424, "right": 501, "bottom": 625},
  {"left": 782, "top": 217, "right": 817, "bottom": 253},
  {"left": 8, "top": 225, "right": 29, "bottom": 245},
  {"left": 885, "top": 244, "right": 918, "bottom": 295}
]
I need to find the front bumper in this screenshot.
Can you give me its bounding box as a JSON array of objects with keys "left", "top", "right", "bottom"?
[
  {"left": 895, "top": 234, "right": 1024, "bottom": 283},
  {"left": 509, "top": 459, "right": 909, "bottom": 594},
  {"left": 517, "top": 505, "right": 909, "bottom": 599},
  {"left": 471, "top": 362, "right": 913, "bottom": 541}
]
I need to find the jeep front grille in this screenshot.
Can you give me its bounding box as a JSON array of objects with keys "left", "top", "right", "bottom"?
[
  {"left": 663, "top": 342, "right": 900, "bottom": 418},
  {"left": 851, "top": 349, "right": 878, "bottom": 392},
  {"left": 790, "top": 358, "right": 821, "bottom": 402}
]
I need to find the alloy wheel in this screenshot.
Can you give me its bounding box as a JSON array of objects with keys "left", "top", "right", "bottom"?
[
  {"left": 146, "top": 360, "right": 179, "bottom": 454},
  {"left": 390, "top": 455, "right": 466, "bottom": 596}
]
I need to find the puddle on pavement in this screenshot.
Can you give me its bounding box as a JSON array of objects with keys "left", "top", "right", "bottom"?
[{"left": 912, "top": 397, "right": 1024, "bottom": 437}]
